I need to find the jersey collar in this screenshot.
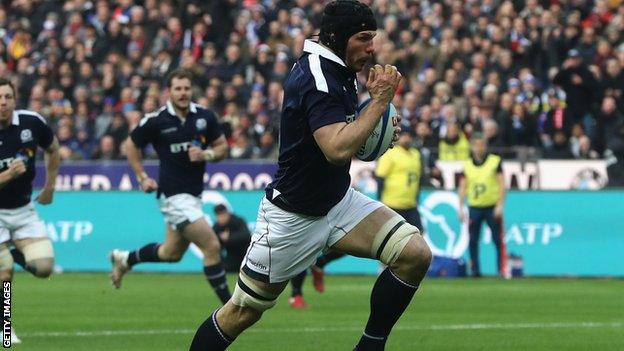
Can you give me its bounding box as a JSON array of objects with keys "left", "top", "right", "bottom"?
[
  {"left": 303, "top": 40, "right": 346, "bottom": 67},
  {"left": 12, "top": 110, "right": 19, "bottom": 125},
  {"left": 166, "top": 100, "right": 198, "bottom": 120}
]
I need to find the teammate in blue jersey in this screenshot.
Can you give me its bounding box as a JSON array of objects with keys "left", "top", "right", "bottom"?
[
  {"left": 109, "top": 69, "right": 231, "bottom": 304},
  {"left": 0, "top": 77, "right": 60, "bottom": 343},
  {"left": 190, "top": 2, "right": 432, "bottom": 350}
]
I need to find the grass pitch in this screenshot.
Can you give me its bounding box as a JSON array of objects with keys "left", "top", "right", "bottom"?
[{"left": 10, "top": 272, "right": 624, "bottom": 350}]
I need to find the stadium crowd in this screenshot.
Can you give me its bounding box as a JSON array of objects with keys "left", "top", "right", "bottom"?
[{"left": 1, "top": 0, "right": 624, "bottom": 173}]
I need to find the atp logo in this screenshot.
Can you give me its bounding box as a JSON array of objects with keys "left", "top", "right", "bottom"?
[{"left": 419, "top": 191, "right": 469, "bottom": 258}]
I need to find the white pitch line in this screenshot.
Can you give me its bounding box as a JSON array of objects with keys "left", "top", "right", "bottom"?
[{"left": 18, "top": 321, "right": 623, "bottom": 338}]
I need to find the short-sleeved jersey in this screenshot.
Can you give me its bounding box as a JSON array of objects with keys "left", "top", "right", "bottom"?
[
  {"left": 375, "top": 147, "right": 421, "bottom": 209},
  {"left": 462, "top": 153, "right": 503, "bottom": 208},
  {"left": 266, "top": 40, "right": 358, "bottom": 217},
  {"left": 130, "top": 101, "right": 222, "bottom": 197},
  {"left": 0, "top": 110, "right": 54, "bottom": 209}
]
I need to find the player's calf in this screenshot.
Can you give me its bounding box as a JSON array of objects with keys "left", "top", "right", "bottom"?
[
  {"left": 355, "top": 217, "right": 431, "bottom": 350},
  {"left": 157, "top": 244, "right": 185, "bottom": 262},
  {"left": 190, "top": 273, "right": 285, "bottom": 350},
  {"left": 0, "top": 245, "right": 13, "bottom": 281}
]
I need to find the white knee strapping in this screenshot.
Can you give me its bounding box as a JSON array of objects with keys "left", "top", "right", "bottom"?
[
  {"left": 0, "top": 248, "right": 13, "bottom": 270},
  {"left": 231, "top": 273, "right": 278, "bottom": 312},
  {"left": 23, "top": 239, "right": 54, "bottom": 262},
  {"left": 371, "top": 216, "right": 419, "bottom": 265}
]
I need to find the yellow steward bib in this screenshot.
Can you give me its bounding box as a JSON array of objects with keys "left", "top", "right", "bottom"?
[{"left": 463, "top": 154, "right": 502, "bottom": 207}]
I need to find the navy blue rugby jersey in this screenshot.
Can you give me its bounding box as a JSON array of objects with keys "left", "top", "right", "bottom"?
[
  {"left": 266, "top": 40, "right": 359, "bottom": 216},
  {"left": 130, "top": 101, "right": 222, "bottom": 197},
  {"left": 0, "top": 110, "right": 53, "bottom": 209}
]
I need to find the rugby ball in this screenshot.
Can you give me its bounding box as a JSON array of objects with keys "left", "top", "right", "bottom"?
[{"left": 354, "top": 99, "right": 397, "bottom": 161}]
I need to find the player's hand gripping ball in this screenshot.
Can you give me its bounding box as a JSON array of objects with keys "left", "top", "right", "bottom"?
[{"left": 353, "top": 99, "right": 399, "bottom": 161}]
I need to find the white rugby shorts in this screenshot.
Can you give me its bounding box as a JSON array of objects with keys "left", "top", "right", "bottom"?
[
  {"left": 0, "top": 203, "right": 48, "bottom": 243},
  {"left": 242, "top": 187, "right": 383, "bottom": 283},
  {"left": 158, "top": 193, "right": 205, "bottom": 230}
]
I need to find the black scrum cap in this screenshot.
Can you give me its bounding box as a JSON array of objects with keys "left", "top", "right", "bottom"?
[{"left": 319, "top": 0, "right": 377, "bottom": 60}]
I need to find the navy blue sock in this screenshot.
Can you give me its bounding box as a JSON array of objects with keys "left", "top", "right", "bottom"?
[
  {"left": 190, "top": 310, "right": 233, "bottom": 351},
  {"left": 291, "top": 270, "right": 306, "bottom": 297},
  {"left": 204, "top": 264, "right": 231, "bottom": 304},
  {"left": 355, "top": 268, "right": 418, "bottom": 350},
  {"left": 10, "top": 248, "right": 35, "bottom": 274},
  {"left": 127, "top": 243, "right": 161, "bottom": 267}
]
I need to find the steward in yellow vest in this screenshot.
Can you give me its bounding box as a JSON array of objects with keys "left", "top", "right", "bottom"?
[
  {"left": 375, "top": 130, "right": 423, "bottom": 230},
  {"left": 458, "top": 133, "right": 506, "bottom": 277}
]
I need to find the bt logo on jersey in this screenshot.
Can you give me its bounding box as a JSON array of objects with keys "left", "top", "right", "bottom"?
[{"left": 170, "top": 142, "right": 192, "bottom": 153}]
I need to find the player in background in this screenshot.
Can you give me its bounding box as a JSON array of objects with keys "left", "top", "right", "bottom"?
[
  {"left": 109, "top": 69, "right": 231, "bottom": 304},
  {"left": 190, "top": 1, "right": 431, "bottom": 350},
  {"left": 0, "top": 77, "right": 60, "bottom": 343},
  {"left": 458, "top": 133, "right": 507, "bottom": 277},
  {"left": 375, "top": 129, "right": 424, "bottom": 232},
  {"left": 288, "top": 250, "right": 346, "bottom": 308}
]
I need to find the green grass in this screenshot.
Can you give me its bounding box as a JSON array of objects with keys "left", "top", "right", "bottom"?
[{"left": 9, "top": 273, "right": 624, "bottom": 350}]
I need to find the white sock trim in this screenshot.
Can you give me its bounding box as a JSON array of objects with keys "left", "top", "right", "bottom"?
[
  {"left": 388, "top": 269, "right": 418, "bottom": 290},
  {"left": 211, "top": 310, "right": 232, "bottom": 344},
  {"left": 363, "top": 331, "right": 386, "bottom": 340},
  {"left": 206, "top": 271, "right": 226, "bottom": 280}
]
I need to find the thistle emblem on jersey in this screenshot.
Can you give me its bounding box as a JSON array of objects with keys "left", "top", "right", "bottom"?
[
  {"left": 20, "top": 129, "right": 33, "bottom": 143},
  {"left": 196, "top": 119, "right": 207, "bottom": 131}
]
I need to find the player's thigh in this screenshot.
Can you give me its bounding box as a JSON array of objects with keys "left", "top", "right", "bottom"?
[
  {"left": 330, "top": 206, "right": 397, "bottom": 258},
  {"left": 180, "top": 217, "right": 218, "bottom": 248},
  {"left": 14, "top": 237, "right": 55, "bottom": 277},
  {"left": 243, "top": 197, "right": 328, "bottom": 283},
  {"left": 328, "top": 189, "right": 425, "bottom": 268},
  {"left": 13, "top": 213, "right": 55, "bottom": 266},
  {"left": 158, "top": 193, "right": 204, "bottom": 232}
]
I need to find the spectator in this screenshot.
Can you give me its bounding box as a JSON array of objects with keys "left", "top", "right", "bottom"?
[
  {"left": 230, "top": 130, "right": 254, "bottom": 159},
  {"left": 503, "top": 103, "right": 540, "bottom": 147},
  {"left": 0, "top": 0, "right": 623, "bottom": 164},
  {"left": 601, "top": 58, "right": 624, "bottom": 108},
  {"left": 544, "top": 130, "right": 574, "bottom": 159},
  {"left": 253, "top": 131, "right": 279, "bottom": 160},
  {"left": 573, "top": 135, "right": 600, "bottom": 159},
  {"left": 553, "top": 49, "right": 599, "bottom": 137},
  {"left": 596, "top": 96, "right": 624, "bottom": 154},
  {"left": 542, "top": 90, "right": 573, "bottom": 145},
  {"left": 438, "top": 123, "right": 470, "bottom": 161},
  {"left": 483, "top": 118, "right": 505, "bottom": 149},
  {"left": 91, "top": 134, "right": 120, "bottom": 160}
]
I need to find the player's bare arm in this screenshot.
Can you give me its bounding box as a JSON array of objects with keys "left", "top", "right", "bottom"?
[
  {"left": 126, "top": 137, "right": 157, "bottom": 193},
  {"left": 188, "top": 135, "right": 228, "bottom": 162},
  {"left": 313, "top": 64, "right": 402, "bottom": 165},
  {"left": 36, "top": 137, "right": 60, "bottom": 205}
]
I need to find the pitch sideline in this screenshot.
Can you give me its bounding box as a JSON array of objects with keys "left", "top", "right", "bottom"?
[{"left": 19, "top": 321, "right": 623, "bottom": 338}]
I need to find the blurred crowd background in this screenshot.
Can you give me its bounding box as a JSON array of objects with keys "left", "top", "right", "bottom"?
[{"left": 1, "top": 0, "right": 624, "bottom": 177}]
